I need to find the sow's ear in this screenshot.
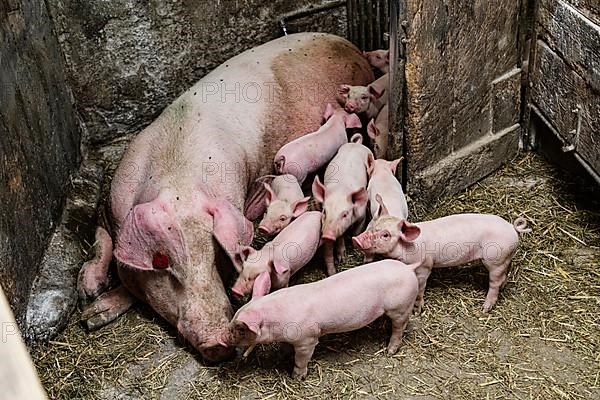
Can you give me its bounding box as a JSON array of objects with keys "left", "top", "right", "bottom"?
[
  {"left": 114, "top": 197, "right": 186, "bottom": 271},
  {"left": 398, "top": 220, "right": 421, "bottom": 242}
]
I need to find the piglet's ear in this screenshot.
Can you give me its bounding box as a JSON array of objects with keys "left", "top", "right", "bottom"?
[
  {"left": 385, "top": 50, "right": 390, "bottom": 62},
  {"left": 375, "top": 194, "right": 390, "bottom": 218},
  {"left": 233, "top": 245, "right": 254, "bottom": 272},
  {"left": 263, "top": 182, "right": 276, "bottom": 206},
  {"left": 234, "top": 319, "right": 261, "bottom": 337},
  {"left": 292, "top": 196, "right": 310, "bottom": 218},
  {"left": 350, "top": 133, "right": 363, "bottom": 144},
  {"left": 369, "top": 85, "right": 384, "bottom": 99},
  {"left": 398, "top": 220, "right": 421, "bottom": 242},
  {"left": 323, "top": 103, "right": 336, "bottom": 122},
  {"left": 251, "top": 271, "right": 272, "bottom": 299},
  {"left": 351, "top": 187, "right": 368, "bottom": 209},
  {"left": 367, "top": 119, "right": 378, "bottom": 139},
  {"left": 273, "top": 261, "right": 290, "bottom": 276},
  {"left": 344, "top": 113, "right": 362, "bottom": 129},
  {"left": 338, "top": 84, "right": 351, "bottom": 95},
  {"left": 366, "top": 152, "right": 375, "bottom": 175},
  {"left": 389, "top": 157, "right": 403, "bottom": 175},
  {"left": 312, "top": 176, "right": 326, "bottom": 204}
]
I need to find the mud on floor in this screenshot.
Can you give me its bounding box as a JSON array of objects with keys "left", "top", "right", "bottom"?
[{"left": 31, "top": 153, "right": 600, "bottom": 399}]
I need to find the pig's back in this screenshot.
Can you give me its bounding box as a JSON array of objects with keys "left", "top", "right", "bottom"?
[
  {"left": 420, "top": 214, "right": 519, "bottom": 259},
  {"left": 325, "top": 143, "right": 372, "bottom": 189},
  {"left": 111, "top": 33, "right": 373, "bottom": 223},
  {"left": 261, "top": 261, "right": 416, "bottom": 333},
  {"left": 192, "top": 32, "right": 374, "bottom": 181},
  {"left": 368, "top": 172, "right": 408, "bottom": 219}
]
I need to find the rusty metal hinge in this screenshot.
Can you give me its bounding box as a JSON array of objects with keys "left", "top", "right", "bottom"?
[{"left": 561, "top": 105, "right": 582, "bottom": 152}]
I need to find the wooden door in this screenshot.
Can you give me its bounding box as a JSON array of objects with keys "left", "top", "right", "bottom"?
[
  {"left": 392, "top": 0, "right": 529, "bottom": 203},
  {"left": 528, "top": 0, "right": 600, "bottom": 183}
]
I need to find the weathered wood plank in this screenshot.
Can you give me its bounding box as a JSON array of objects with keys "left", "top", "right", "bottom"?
[
  {"left": 564, "top": 0, "right": 600, "bottom": 24},
  {"left": 411, "top": 124, "right": 520, "bottom": 202},
  {"left": 0, "top": 288, "right": 47, "bottom": 400},
  {"left": 403, "top": 0, "right": 522, "bottom": 202},
  {"left": 531, "top": 41, "right": 600, "bottom": 174},
  {"left": 538, "top": 0, "right": 600, "bottom": 92}
]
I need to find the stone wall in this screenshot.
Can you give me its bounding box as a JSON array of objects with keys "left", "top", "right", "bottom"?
[
  {"left": 0, "top": 0, "right": 80, "bottom": 326},
  {"left": 46, "top": 0, "right": 348, "bottom": 148}
]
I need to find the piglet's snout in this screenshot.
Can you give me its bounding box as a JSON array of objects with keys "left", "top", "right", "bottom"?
[{"left": 352, "top": 233, "right": 372, "bottom": 250}]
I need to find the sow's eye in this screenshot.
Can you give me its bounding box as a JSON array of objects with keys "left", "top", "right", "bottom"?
[{"left": 152, "top": 252, "right": 170, "bottom": 269}]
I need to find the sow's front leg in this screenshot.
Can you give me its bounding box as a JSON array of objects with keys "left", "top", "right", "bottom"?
[
  {"left": 80, "top": 286, "right": 135, "bottom": 330},
  {"left": 77, "top": 227, "right": 113, "bottom": 303},
  {"left": 78, "top": 226, "right": 135, "bottom": 329}
]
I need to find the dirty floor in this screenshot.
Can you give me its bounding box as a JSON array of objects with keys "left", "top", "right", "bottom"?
[{"left": 31, "top": 153, "right": 600, "bottom": 399}]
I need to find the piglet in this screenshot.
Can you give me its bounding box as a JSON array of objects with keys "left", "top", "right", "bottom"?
[
  {"left": 312, "top": 136, "right": 373, "bottom": 275},
  {"left": 256, "top": 174, "right": 310, "bottom": 236},
  {"left": 363, "top": 49, "right": 390, "bottom": 73},
  {"left": 352, "top": 208, "right": 531, "bottom": 313},
  {"left": 232, "top": 211, "right": 321, "bottom": 299},
  {"left": 218, "top": 259, "right": 418, "bottom": 379},
  {"left": 362, "top": 158, "right": 407, "bottom": 262},
  {"left": 274, "top": 103, "right": 361, "bottom": 184},
  {"left": 337, "top": 73, "right": 389, "bottom": 120},
  {"left": 367, "top": 104, "right": 389, "bottom": 159},
  {"left": 367, "top": 158, "right": 407, "bottom": 221}
]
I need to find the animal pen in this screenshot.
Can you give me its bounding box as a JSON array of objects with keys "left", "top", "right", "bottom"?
[{"left": 1, "top": 0, "right": 598, "bottom": 399}]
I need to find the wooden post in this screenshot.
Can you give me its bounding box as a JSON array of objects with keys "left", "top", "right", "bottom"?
[{"left": 0, "top": 287, "right": 47, "bottom": 400}]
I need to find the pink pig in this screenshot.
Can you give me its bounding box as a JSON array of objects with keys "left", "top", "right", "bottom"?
[
  {"left": 363, "top": 49, "right": 390, "bottom": 73},
  {"left": 274, "top": 103, "right": 362, "bottom": 184},
  {"left": 257, "top": 174, "right": 310, "bottom": 236},
  {"left": 232, "top": 211, "right": 322, "bottom": 299},
  {"left": 362, "top": 158, "right": 407, "bottom": 263},
  {"left": 352, "top": 208, "right": 531, "bottom": 313},
  {"left": 312, "top": 136, "right": 373, "bottom": 275},
  {"left": 337, "top": 73, "right": 389, "bottom": 120},
  {"left": 367, "top": 158, "right": 407, "bottom": 221},
  {"left": 218, "top": 259, "right": 418, "bottom": 379},
  {"left": 367, "top": 104, "right": 389, "bottom": 159}
]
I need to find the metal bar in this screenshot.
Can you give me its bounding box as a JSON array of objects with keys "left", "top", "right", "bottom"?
[
  {"left": 279, "top": 1, "right": 347, "bottom": 35},
  {"left": 366, "top": 0, "right": 374, "bottom": 50}
]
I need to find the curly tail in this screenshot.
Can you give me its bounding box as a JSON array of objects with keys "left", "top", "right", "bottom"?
[{"left": 513, "top": 217, "right": 532, "bottom": 234}]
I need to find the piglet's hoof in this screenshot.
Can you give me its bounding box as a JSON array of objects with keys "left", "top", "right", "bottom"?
[{"left": 292, "top": 367, "right": 308, "bottom": 380}]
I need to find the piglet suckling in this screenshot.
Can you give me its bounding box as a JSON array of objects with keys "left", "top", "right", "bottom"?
[
  {"left": 219, "top": 259, "right": 418, "bottom": 379},
  {"left": 352, "top": 210, "right": 531, "bottom": 313},
  {"left": 257, "top": 174, "right": 310, "bottom": 236},
  {"left": 273, "top": 103, "right": 361, "bottom": 184},
  {"left": 312, "top": 138, "right": 373, "bottom": 275},
  {"left": 231, "top": 211, "right": 322, "bottom": 299},
  {"left": 363, "top": 49, "right": 390, "bottom": 73},
  {"left": 367, "top": 104, "right": 389, "bottom": 159}
]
